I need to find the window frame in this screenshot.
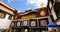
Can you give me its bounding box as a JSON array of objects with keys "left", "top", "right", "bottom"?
[
  {"left": 0, "top": 13, "right": 5, "bottom": 18},
  {"left": 11, "top": 22, "right": 14, "bottom": 27},
  {"left": 23, "top": 20, "right": 28, "bottom": 26},
  {"left": 8, "top": 15, "right": 12, "bottom": 20},
  {"left": 39, "top": 18, "right": 49, "bottom": 27},
  {"left": 16, "top": 21, "right": 21, "bottom": 27},
  {"left": 29, "top": 19, "right": 37, "bottom": 27}
]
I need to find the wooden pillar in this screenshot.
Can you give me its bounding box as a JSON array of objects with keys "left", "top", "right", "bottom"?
[{"left": 37, "top": 19, "right": 39, "bottom": 27}]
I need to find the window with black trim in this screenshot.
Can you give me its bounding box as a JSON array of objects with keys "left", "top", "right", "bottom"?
[
  {"left": 8, "top": 15, "right": 12, "bottom": 20},
  {"left": 23, "top": 20, "right": 28, "bottom": 26},
  {"left": 0, "top": 13, "right": 5, "bottom": 18},
  {"left": 29, "top": 19, "right": 37, "bottom": 27},
  {"left": 31, "top": 21, "right": 36, "bottom": 26},
  {"left": 11, "top": 22, "right": 14, "bottom": 27},
  {"left": 39, "top": 18, "right": 49, "bottom": 27},
  {"left": 17, "top": 22, "right": 21, "bottom": 27},
  {"left": 0, "top": 9, "right": 6, "bottom": 18}
]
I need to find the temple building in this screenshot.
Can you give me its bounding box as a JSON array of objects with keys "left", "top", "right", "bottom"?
[
  {"left": 0, "top": 1, "right": 16, "bottom": 32},
  {"left": 10, "top": 0, "right": 60, "bottom": 32},
  {"left": 10, "top": 6, "right": 53, "bottom": 32},
  {"left": 0, "top": 0, "right": 60, "bottom": 32}
]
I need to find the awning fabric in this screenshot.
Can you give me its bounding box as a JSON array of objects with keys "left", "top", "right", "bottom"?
[{"left": 47, "top": 22, "right": 58, "bottom": 27}]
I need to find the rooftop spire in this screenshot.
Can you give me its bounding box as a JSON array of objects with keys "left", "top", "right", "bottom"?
[
  {"left": 17, "top": 10, "right": 21, "bottom": 13},
  {"left": 40, "top": 3, "right": 46, "bottom": 8},
  {"left": 27, "top": 8, "right": 31, "bottom": 10}
]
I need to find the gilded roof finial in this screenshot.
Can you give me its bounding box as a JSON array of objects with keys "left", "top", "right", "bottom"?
[
  {"left": 40, "top": 3, "right": 46, "bottom": 8},
  {"left": 27, "top": 8, "right": 31, "bottom": 10},
  {"left": 17, "top": 10, "right": 21, "bottom": 13}
]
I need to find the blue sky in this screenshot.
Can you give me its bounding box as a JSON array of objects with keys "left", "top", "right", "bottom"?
[{"left": 2, "top": 0, "right": 48, "bottom": 12}]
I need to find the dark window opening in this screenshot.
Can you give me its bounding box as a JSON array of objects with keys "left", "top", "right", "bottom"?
[
  {"left": 8, "top": 15, "right": 12, "bottom": 20},
  {"left": 0, "top": 9, "right": 6, "bottom": 18}
]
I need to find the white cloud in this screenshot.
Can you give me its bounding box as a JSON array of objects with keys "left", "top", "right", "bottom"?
[
  {"left": 27, "top": 0, "right": 48, "bottom": 8},
  {"left": 7, "top": 0, "right": 23, "bottom": 3}
]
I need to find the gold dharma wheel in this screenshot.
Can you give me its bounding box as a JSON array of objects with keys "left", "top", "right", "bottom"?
[{"left": 40, "top": 11, "right": 46, "bottom": 16}]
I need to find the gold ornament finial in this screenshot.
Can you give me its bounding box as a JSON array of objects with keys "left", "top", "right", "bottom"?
[
  {"left": 40, "top": 3, "right": 46, "bottom": 8},
  {"left": 17, "top": 10, "right": 21, "bottom": 13},
  {"left": 27, "top": 8, "right": 31, "bottom": 10}
]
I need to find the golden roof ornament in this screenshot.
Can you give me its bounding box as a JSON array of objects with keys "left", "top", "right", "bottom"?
[
  {"left": 27, "top": 8, "right": 31, "bottom": 10},
  {"left": 40, "top": 11, "right": 46, "bottom": 16},
  {"left": 40, "top": 3, "right": 46, "bottom": 8},
  {"left": 17, "top": 10, "right": 21, "bottom": 13}
]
